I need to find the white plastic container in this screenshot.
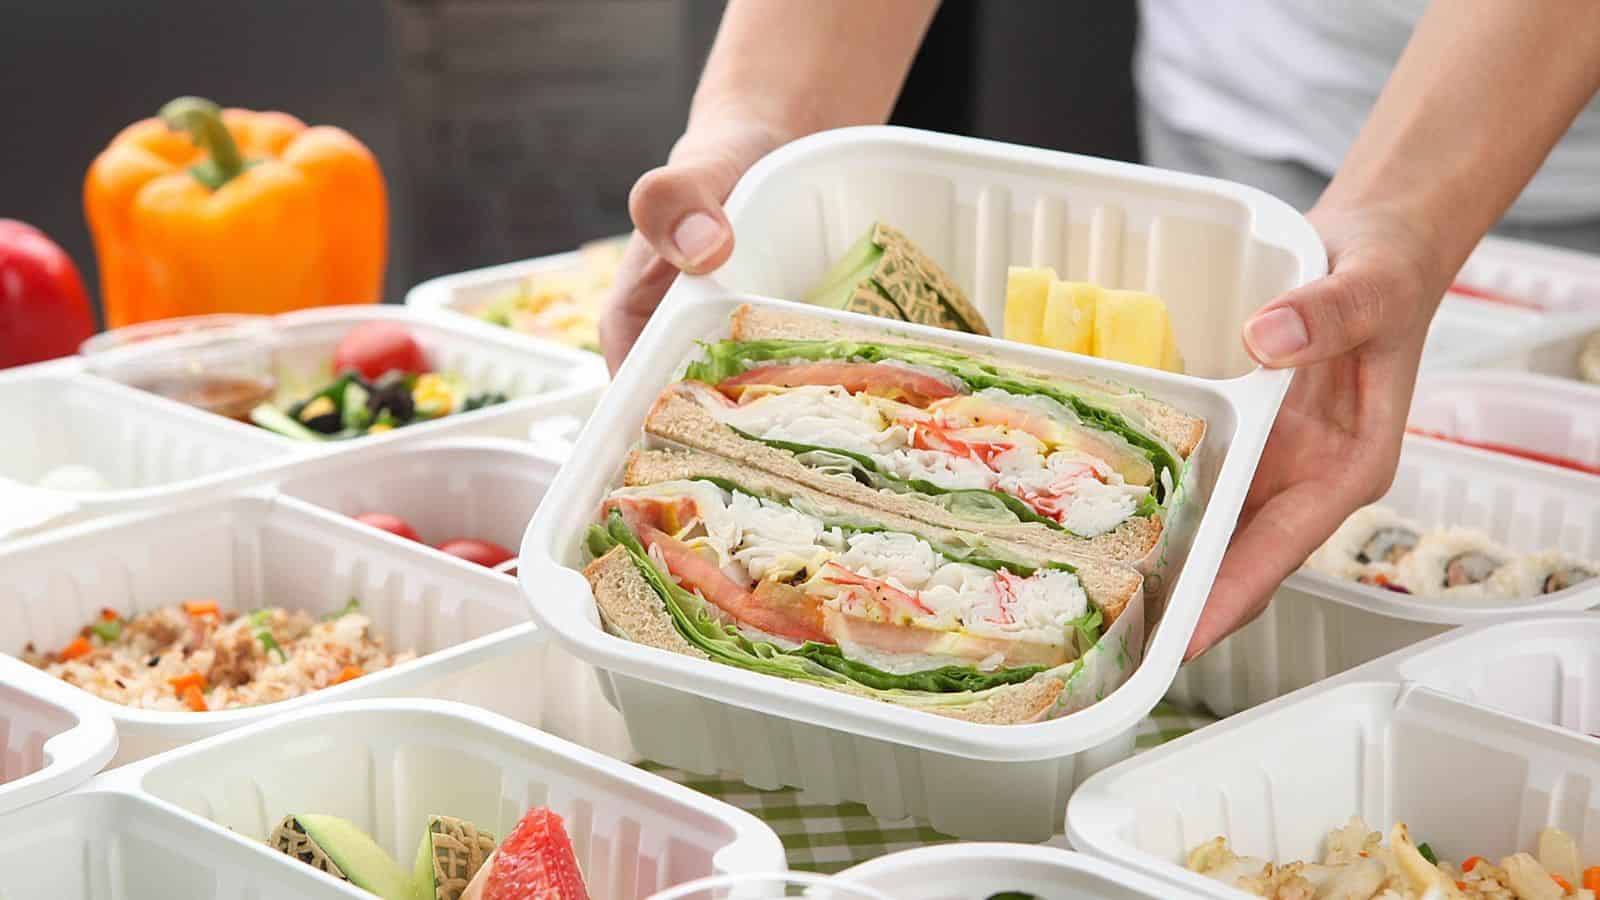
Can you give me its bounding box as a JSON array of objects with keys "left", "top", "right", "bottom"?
[
  {"left": 1069, "top": 643, "right": 1600, "bottom": 898},
  {"left": 522, "top": 125, "right": 1327, "bottom": 840},
  {"left": 0, "top": 488, "right": 573, "bottom": 765},
  {"left": 273, "top": 437, "right": 635, "bottom": 757},
  {"left": 1383, "top": 613, "right": 1600, "bottom": 737},
  {"left": 405, "top": 249, "right": 584, "bottom": 321},
  {"left": 0, "top": 364, "right": 289, "bottom": 540},
  {"left": 1409, "top": 369, "right": 1600, "bottom": 471},
  {"left": 242, "top": 304, "right": 608, "bottom": 449},
  {"left": 0, "top": 790, "right": 355, "bottom": 900},
  {"left": 1167, "top": 434, "right": 1600, "bottom": 717},
  {"left": 836, "top": 843, "right": 1207, "bottom": 899},
  {"left": 3, "top": 699, "right": 782, "bottom": 900},
  {"left": 1422, "top": 234, "right": 1600, "bottom": 372},
  {"left": 0, "top": 654, "right": 116, "bottom": 815}
]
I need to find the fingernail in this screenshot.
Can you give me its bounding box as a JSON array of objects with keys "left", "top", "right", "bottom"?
[
  {"left": 671, "top": 212, "right": 726, "bottom": 268},
  {"left": 1244, "top": 307, "right": 1309, "bottom": 363}
]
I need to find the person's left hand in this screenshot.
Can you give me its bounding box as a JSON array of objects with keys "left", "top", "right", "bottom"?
[{"left": 1185, "top": 203, "right": 1451, "bottom": 659}]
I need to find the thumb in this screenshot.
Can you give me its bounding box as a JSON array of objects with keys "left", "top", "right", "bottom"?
[
  {"left": 1241, "top": 267, "right": 1395, "bottom": 368},
  {"left": 627, "top": 150, "right": 742, "bottom": 275}
]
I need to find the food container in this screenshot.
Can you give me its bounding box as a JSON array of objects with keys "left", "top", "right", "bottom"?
[
  {"left": 522, "top": 125, "right": 1328, "bottom": 840},
  {"left": 0, "top": 653, "right": 116, "bottom": 815},
  {"left": 0, "top": 791, "right": 353, "bottom": 900},
  {"left": 1383, "top": 613, "right": 1600, "bottom": 736},
  {"left": 0, "top": 480, "right": 603, "bottom": 765},
  {"left": 1409, "top": 369, "right": 1600, "bottom": 473},
  {"left": 9, "top": 699, "right": 782, "bottom": 900},
  {"left": 835, "top": 842, "right": 1206, "bottom": 898},
  {"left": 274, "top": 437, "right": 635, "bottom": 758},
  {"left": 1421, "top": 234, "right": 1600, "bottom": 373},
  {"left": 1166, "top": 433, "right": 1600, "bottom": 717},
  {"left": 1068, "top": 628, "right": 1600, "bottom": 899},
  {"left": 405, "top": 249, "right": 586, "bottom": 326},
  {"left": 0, "top": 362, "right": 290, "bottom": 541},
  {"left": 232, "top": 305, "right": 609, "bottom": 449}
]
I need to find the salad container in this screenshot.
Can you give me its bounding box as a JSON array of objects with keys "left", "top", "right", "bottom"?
[
  {"left": 0, "top": 438, "right": 631, "bottom": 764},
  {"left": 521, "top": 125, "right": 1328, "bottom": 839},
  {"left": 1069, "top": 614, "right": 1600, "bottom": 899}
]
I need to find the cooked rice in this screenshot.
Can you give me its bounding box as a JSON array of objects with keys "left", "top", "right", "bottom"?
[{"left": 23, "top": 603, "right": 415, "bottom": 712}]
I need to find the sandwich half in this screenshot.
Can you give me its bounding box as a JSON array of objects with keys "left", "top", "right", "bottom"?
[
  {"left": 643, "top": 304, "right": 1205, "bottom": 565},
  {"left": 582, "top": 448, "right": 1143, "bottom": 725}
]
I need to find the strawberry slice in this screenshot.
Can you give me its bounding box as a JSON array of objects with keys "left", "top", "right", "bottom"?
[
  {"left": 484, "top": 807, "right": 589, "bottom": 900},
  {"left": 717, "top": 362, "right": 959, "bottom": 406}
]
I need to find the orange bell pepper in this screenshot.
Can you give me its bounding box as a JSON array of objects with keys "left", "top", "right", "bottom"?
[{"left": 84, "top": 96, "right": 387, "bottom": 328}]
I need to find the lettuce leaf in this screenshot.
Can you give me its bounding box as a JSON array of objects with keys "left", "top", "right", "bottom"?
[
  {"left": 586, "top": 511, "right": 1052, "bottom": 696},
  {"left": 684, "top": 339, "right": 1182, "bottom": 501}
]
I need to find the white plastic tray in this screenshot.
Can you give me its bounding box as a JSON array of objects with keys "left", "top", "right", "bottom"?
[
  {"left": 0, "top": 790, "right": 355, "bottom": 899},
  {"left": 406, "top": 248, "right": 585, "bottom": 319},
  {"left": 241, "top": 304, "right": 608, "bottom": 449},
  {"left": 835, "top": 842, "right": 1207, "bottom": 899},
  {"left": 1422, "top": 234, "right": 1600, "bottom": 372},
  {"left": 0, "top": 654, "right": 116, "bottom": 816},
  {"left": 522, "top": 125, "right": 1327, "bottom": 839},
  {"left": 1070, "top": 664, "right": 1600, "bottom": 897},
  {"left": 1409, "top": 369, "right": 1600, "bottom": 471},
  {"left": 10, "top": 699, "right": 781, "bottom": 900},
  {"left": 274, "top": 437, "right": 634, "bottom": 757},
  {"left": 1382, "top": 613, "right": 1600, "bottom": 737},
  {"left": 0, "top": 446, "right": 630, "bottom": 765},
  {"left": 1167, "top": 434, "right": 1600, "bottom": 716},
  {"left": 0, "top": 362, "right": 290, "bottom": 541}
]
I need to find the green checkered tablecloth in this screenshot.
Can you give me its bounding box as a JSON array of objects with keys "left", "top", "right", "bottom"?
[{"left": 642, "top": 701, "right": 1217, "bottom": 874}]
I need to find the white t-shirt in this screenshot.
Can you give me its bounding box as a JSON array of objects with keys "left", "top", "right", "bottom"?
[{"left": 1136, "top": 0, "right": 1600, "bottom": 223}]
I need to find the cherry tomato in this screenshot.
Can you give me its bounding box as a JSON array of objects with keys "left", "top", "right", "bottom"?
[
  {"left": 332, "top": 321, "right": 428, "bottom": 380},
  {"left": 436, "top": 538, "right": 515, "bottom": 568},
  {"left": 354, "top": 512, "right": 420, "bottom": 541}
]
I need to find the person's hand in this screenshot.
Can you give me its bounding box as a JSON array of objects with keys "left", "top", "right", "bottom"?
[
  {"left": 599, "top": 117, "right": 789, "bottom": 371},
  {"left": 1186, "top": 204, "right": 1451, "bottom": 659}
]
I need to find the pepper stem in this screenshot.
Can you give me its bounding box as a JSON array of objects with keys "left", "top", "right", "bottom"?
[{"left": 160, "top": 96, "right": 246, "bottom": 191}]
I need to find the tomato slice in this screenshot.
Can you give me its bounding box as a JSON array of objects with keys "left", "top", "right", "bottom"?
[
  {"left": 819, "top": 563, "right": 934, "bottom": 616},
  {"left": 602, "top": 495, "right": 699, "bottom": 536},
  {"left": 436, "top": 538, "right": 515, "bottom": 568},
  {"left": 717, "top": 362, "right": 959, "bottom": 406},
  {"left": 640, "top": 526, "right": 828, "bottom": 644}
]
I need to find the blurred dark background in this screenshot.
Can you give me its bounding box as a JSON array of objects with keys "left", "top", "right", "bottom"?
[{"left": 0, "top": 0, "right": 1139, "bottom": 324}]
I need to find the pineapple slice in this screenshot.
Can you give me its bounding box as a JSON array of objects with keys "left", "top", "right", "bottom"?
[
  {"left": 1094, "top": 289, "right": 1170, "bottom": 369},
  {"left": 1004, "top": 266, "right": 1055, "bottom": 345},
  {"left": 1042, "top": 280, "right": 1098, "bottom": 355}
]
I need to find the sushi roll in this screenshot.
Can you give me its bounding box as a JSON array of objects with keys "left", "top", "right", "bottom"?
[
  {"left": 1488, "top": 551, "right": 1598, "bottom": 598},
  {"left": 1307, "top": 506, "right": 1422, "bottom": 584},
  {"left": 1395, "top": 528, "right": 1513, "bottom": 599}
]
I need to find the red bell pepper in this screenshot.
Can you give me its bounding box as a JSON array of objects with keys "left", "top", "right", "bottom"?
[{"left": 0, "top": 219, "right": 96, "bottom": 369}]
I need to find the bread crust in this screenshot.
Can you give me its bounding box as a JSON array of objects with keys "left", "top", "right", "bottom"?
[
  {"left": 728, "top": 302, "right": 1206, "bottom": 458},
  {"left": 645, "top": 388, "right": 1164, "bottom": 565},
  {"left": 582, "top": 542, "right": 1068, "bottom": 725},
  {"left": 621, "top": 447, "right": 1140, "bottom": 624}
]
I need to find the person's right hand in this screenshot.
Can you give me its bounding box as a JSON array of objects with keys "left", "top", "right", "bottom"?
[{"left": 599, "top": 118, "right": 788, "bottom": 371}]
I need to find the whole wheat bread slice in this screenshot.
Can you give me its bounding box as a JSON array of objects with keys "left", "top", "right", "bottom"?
[
  {"left": 622, "top": 447, "right": 1140, "bottom": 624},
  {"left": 582, "top": 546, "right": 1065, "bottom": 724},
  {"left": 645, "top": 388, "right": 1163, "bottom": 564},
  {"left": 727, "top": 303, "right": 1206, "bottom": 459}
]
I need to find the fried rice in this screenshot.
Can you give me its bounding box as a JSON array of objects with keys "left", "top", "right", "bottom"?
[{"left": 22, "top": 601, "right": 415, "bottom": 712}]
